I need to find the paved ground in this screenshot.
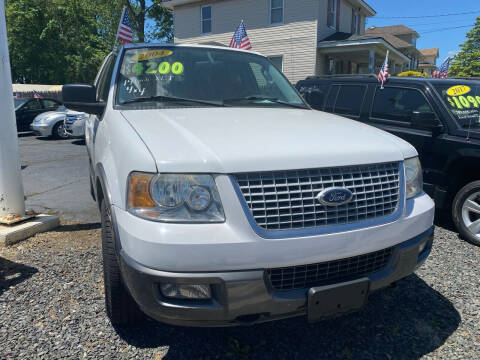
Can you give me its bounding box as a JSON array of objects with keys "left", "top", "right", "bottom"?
[
  {"left": 18, "top": 133, "right": 99, "bottom": 223},
  {"left": 0, "top": 224, "right": 478, "bottom": 359}
]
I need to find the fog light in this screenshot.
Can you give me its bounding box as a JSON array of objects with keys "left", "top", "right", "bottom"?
[
  {"left": 160, "top": 283, "right": 211, "bottom": 300},
  {"left": 418, "top": 241, "right": 427, "bottom": 254}
]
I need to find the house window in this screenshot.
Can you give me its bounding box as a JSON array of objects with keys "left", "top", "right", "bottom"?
[
  {"left": 268, "top": 55, "right": 283, "bottom": 71},
  {"left": 201, "top": 5, "right": 212, "bottom": 34},
  {"left": 352, "top": 12, "right": 359, "bottom": 34},
  {"left": 327, "top": 0, "right": 337, "bottom": 29},
  {"left": 270, "top": 0, "right": 284, "bottom": 25}
]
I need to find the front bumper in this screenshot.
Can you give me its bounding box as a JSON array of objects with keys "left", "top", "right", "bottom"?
[
  {"left": 120, "top": 227, "right": 434, "bottom": 327},
  {"left": 65, "top": 119, "right": 85, "bottom": 137},
  {"left": 30, "top": 123, "right": 51, "bottom": 136}
]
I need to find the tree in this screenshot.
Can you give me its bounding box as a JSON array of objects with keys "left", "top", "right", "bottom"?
[
  {"left": 123, "top": 0, "right": 173, "bottom": 43},
  {"left": 449, "top": 17, "right": 480, "bottom": 77},
  {"left": 5, "top": 0, "right": 173, "bottom": 84}
]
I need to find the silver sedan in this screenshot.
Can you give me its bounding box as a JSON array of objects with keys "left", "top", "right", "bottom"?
[{"left": 30, "top": 106, "right": 86, "bottom": 139}]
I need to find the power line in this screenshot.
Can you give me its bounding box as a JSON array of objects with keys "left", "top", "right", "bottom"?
[
  {"left": 420, "top": 24, "right": 474, "bottom": 34},
  {"left": 374, "top": 10, "right": 480, "bottom": 19},
  {"left": 403, "top": 19, "right": 476, "bottom": 27}
]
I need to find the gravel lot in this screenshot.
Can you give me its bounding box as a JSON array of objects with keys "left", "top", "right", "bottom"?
[{"left": 0, "top": 223, "right": 479, "bottom": 359}]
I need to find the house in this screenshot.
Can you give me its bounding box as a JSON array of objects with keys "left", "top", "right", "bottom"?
[
  {"left": 165, "top": 0, "right": 412, "bottom": 83},
  {"left": 418, "top": 48, "right": 439, "bottom": 75}
]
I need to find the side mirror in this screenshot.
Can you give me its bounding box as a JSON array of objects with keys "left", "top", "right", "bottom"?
[
  {"left": 62, "top": 84, "right": 105, "bottom": 116},
  {"left": 411, "top": 111, "right": 442, "bottom": 130}
]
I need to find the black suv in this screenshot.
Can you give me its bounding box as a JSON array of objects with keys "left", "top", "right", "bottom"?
[{"left": 296, "top": 75, "right": 480, "bottom": 246}]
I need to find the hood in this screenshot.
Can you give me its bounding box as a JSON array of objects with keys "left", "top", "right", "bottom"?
[
  {"left": 121, "top": 108, "right": 417, "bottom": 173},
  {"left": 33, "top": 110, "right": 65, "bottom": 122}
]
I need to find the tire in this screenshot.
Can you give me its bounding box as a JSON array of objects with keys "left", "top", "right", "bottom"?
[
  {"left": 452, "top": 180, "right": 480, "bottom": 247},
  {"left": 51, "top": 122, "right": 69, "bottom": 139},
  {"left": 101, "top": 199, "right": 144, "bottom": 325}
]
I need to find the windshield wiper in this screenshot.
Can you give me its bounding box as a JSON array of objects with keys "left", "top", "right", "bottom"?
[
  {"left": 222, "top": 96, "right": 308, "bottom": 109},
  {"left": 121, "top": 95, "right": 225, "bottom": 107}
]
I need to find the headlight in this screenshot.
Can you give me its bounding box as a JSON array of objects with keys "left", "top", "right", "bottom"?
[
  {"left": 69, "top": 114, "right": 87, "bottom": 121},
  {"left": 405, "top": 157, "right": 423, "bottom": 199},
  {"left": 127, "top": 172, "right": 225, "bottom": 223}
]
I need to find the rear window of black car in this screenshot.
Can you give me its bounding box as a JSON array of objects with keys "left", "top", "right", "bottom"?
[
  {"left": 334, "top": 85, "right": 367, "bottom": 117},
  {"left": 297, "top": 83, "right": 328, "bottom": 110}
]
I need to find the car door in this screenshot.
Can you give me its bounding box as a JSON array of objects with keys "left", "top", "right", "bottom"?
[
  {"left": 17, "top": 99, "right": 42, "bottom": 130},
  {"left": 364, "top": 85, "right": 446, "bottom": 190},
  {"left": 86, "top": 53, "right": 116, "bottom": 176}
]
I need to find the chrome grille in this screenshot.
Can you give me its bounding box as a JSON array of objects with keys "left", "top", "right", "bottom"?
[
  {"left": 234, "top": 162, "right": 400, "bottom": 230},
  {"left": 267, "top": 247, "right": 394, "bottom": 291}
]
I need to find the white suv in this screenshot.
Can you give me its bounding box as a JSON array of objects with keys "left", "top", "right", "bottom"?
[{"left": 63, "top": 44, "right": 435, "bottom": 326}]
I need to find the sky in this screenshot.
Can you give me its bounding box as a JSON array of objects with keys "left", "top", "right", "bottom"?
[{"left": 365, "top": 0, "right": 479, "bottom": 64}]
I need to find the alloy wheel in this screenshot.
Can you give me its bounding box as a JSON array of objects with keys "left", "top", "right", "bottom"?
[{"left": 461, "top": 191, "right": 480, "bottom": 241}]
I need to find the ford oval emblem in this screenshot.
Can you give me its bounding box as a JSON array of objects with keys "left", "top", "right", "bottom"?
[{"left": 317, "top": 187, "right": 353, "bottom": 206}]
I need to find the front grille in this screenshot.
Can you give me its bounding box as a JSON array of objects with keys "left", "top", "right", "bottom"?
[
  {"left": 234, "top": 162, "right": 400, "bottom": 231},
  {"left": 266, "top": 247, "right": 394, "bottom": 291}
]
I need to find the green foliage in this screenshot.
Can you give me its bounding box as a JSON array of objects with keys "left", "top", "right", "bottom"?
[
  {"left": 449, "top": 17, "right": 480, "bottom": 77},
  {"left": 5, "top": 0, "right": 173, "bottom": 84},
  {"left": 395, "top": 70, "right": 429, "bottom": 77}
]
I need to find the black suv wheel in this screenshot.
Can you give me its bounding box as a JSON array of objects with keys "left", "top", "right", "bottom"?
[
  {"left": 452, "top": 181, "right": 480, "bottom": 246},
  {"left": 101, "top": 199, "right": 144, "bottom": 325}
]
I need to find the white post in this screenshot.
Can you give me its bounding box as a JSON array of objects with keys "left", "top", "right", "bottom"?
[{"left": 0, "top": 0, "right": 26, "bottom": 220}]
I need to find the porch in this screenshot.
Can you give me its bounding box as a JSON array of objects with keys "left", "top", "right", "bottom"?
[{"left": 317, "top": 37, "right": 410, "bottom": 76}]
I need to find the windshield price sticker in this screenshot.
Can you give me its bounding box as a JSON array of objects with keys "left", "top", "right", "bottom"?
[
  {"left": 445, "top": 85, "right": 479, "bottom": 110},
  {"left": 130, "top": 61, "right": 184, "bottom": 76},
  {"left": 130, "top": 50, "right": 173, "bottom": 62}
]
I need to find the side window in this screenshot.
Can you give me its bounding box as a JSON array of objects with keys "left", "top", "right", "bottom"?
[
  {"left": 42, "top": 99, "right": 59, "bottom": 109},
  {"left": 334, "top": 85, "right": 367, "bottom": 117},
  {"left": 24, "top": 100, "right": 42, "bottom": 110},
  {"left": 297, "top": 83, "right": 328, "bottom": 111},
  {"left": 97, "top": 55, "right": 116, "bottom": 102},
  {"left": 201, "top": 5, "right": 212, "bottom": 34},
  {"left": 324, "top": 85, "right": 339, "bottom": 113},
  {"left": 371, "top": 87, "right": 433, "bottom": 124}
]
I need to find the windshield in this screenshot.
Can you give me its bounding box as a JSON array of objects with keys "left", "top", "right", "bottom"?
[
  {"left": 14, "top": 98, "right": 26, "bottom": 110},
  {"left": 434, "top": 83, "right": 480, "bottom": 132},
  {"left": 116, "top": 46, "right": 306, "bottom": 108}
]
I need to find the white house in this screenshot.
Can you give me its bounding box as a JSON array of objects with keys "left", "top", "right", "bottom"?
[{"left": 165, "top": 0, "right": 411, "bottom": 83}]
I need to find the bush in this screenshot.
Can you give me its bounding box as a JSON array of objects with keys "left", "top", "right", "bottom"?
[{"left": 395, "top": 70, "right": 429, "bottom": 77}]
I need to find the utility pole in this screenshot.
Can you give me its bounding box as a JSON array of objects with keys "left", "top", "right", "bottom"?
[
  {"left": 0, "top": 0, "right": 25, "bottom": 222},
  {"left": 0, "top": 0, "right": 58, "bottom": 245}
]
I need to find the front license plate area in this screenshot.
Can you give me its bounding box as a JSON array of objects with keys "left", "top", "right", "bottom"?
[{"left": 308, "top": 278, "right": 369, "bottom": 323}]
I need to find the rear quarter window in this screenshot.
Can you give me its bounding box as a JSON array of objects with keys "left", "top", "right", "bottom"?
[{"left": 297, "top": 83, "right": 328, "bottom": 110}]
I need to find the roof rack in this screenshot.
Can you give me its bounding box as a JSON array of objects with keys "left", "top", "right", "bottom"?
[{"left": 305, "top": 74, "right": 378, "bottom": 80}]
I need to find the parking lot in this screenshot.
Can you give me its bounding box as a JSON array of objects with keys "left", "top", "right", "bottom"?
[{"left": 1, "top": 134, "right": 479, "bottom": 359}]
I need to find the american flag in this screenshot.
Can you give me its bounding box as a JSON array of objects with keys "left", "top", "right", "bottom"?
[
  {"left": 378, "top": 50, "right": 389, "bottom": 88},
  {"left": 432, "top": 57, "right": 450, "bottom": 78},
  {"left": 33, "top": 90, "right": 42, "bottom": 99},
  {"left": 229, "top": 21, "right": 252, "bottom": 50},
  {"left": 116, "top": 7, "right": 133, "bottom": 44}
]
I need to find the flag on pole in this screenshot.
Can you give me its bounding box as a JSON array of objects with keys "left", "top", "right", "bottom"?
[
  {"left": 33, "top": 90, "right": 42, "bottom": 99},
  {"left": 229, "top": 21, "right": 252, "bottom": 50},
  {"left": 432, "top": 57, "right": 450, "bottom": 78},
  {"left": 116, "top": 7, "right": 133, "bottom": 44},
  {"left": 378, "top": 51, "right": 389, "bottom": 89}
]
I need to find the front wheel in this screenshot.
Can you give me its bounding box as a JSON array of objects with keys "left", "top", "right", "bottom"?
[
  {"left": 101, "top": 199, "right": 144, "bottom": 325},
  {"left": 51, "top": 122, "right": 69, "bottom": 139},
  {"left": 452, "top": 181, "right": 480, "bottom": 246}
]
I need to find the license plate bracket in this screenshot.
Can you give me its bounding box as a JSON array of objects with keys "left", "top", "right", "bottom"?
[{"left": 307, "top": 278, "right": 370, "bottom": 323}]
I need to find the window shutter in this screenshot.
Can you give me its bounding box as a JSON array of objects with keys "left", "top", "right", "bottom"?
[
  {"left": 327, "top": 0, "right": 332, "bottom": 27},
  {"left": 336, "top": 0, "right": 340, "bottom": 31}
]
